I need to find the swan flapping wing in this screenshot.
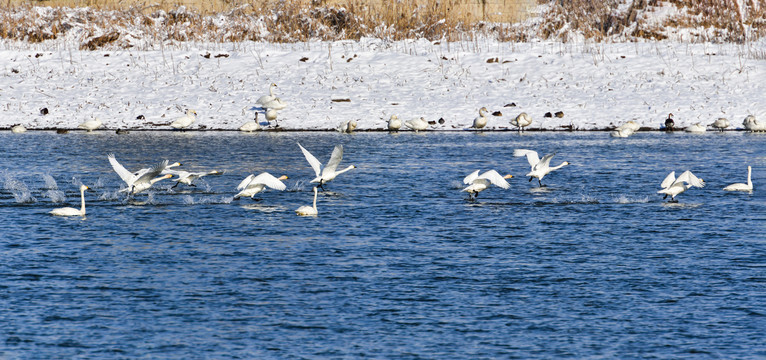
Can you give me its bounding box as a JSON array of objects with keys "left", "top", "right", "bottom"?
[
  {"left": 534, "top": 153, "right": 555, "bottom": 172},
  {"left": 298, "top": 143, "right": 323, "bottom": 177},
  {"left": 675, "top": 170, "right": 705, "bottom": 188},
  {"left": 251, "top": 172, "right": 287, "bottom": 191},
  {"left": 323, "top": 145, "right": 344, "bottom": 175},
  {"left": 513, "top": 149, "right": 540, "bottom": 168},
  {"left": 108, "top": 153, "right": 136, "bottom": 185},
  {"left": 135, "top": 160, "right": 169, "bottom": 184},
  {"left": 463, "top": 170, "right": 481, "bottom": 184},
  {"left": 660, "top": 171, "right": 676, "bottom": 189},
  {"left": 478, "top": 170, "right": 511, "bottom": 189},
  {"left": 236, "top": 174, "right": 256, "bottom": 190}
]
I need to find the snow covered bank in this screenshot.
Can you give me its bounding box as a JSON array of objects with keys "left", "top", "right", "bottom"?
[{"left": 1, "top": 39, "right": 764, "bottom": 131}]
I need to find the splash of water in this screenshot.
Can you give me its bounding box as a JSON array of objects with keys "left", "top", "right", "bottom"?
[
  {"left": 614, "top": 195, "right": 649, "bottom": 204},
  {"left": 182, "top": 195, "right": 195, "bottom": 205},
  {"left": 46, "top": 190, "right": 66, "bottom": 203},
  {"left": 41, "top": 174, "right": 58, "bottom": 190},
  {"left": 3, "top": 173, "right": 36, "bottom": 203}
]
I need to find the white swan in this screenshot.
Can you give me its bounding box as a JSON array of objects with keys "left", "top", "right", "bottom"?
[
  {"left": 165, "top": 169, "right": 222, "bottom": 188},
  {"left": 723, "top": 166, "right": 753, "bottom": 192},
  {"left": 658, "top": 170, "right": 705, "bottom": 202},
  {"left": 11, "top": 124, "right": 27, "bottom": 133},
  {"left": 685, "top": 123, "right": 707, "bottom": 133},
  {"left": 50, "top": 184, "right": 89, "bottom": 216},
  {"left": 511, "top": 112, "right": 532, "bottom": 132},
  {"left": 743, "top": 115, "right": 766, "bottom": 132},
  {"left": 404, "top": 117, "right": 429, "bottom": 132},
  {"left": 471, "top": 107, "right": 489, "bottom": 130},
  {"left": 337, "top": 119, "right": 358, "bottom": 133},
  {"left": 108, "top": 154, "right": 172, "bottom": 194},
  {"left": 298, "top": 143, "right": 356, "bottom": 190},
  {"left": 262, "top": 97, "right": 287, "bottom": 111},
  {"left": 239, "top": 112, "right": 261, "bottom": 132},
  {"left": 256, "top": 83, "right": 277, "bottom": 106},
  {"left": 513, "top": 149, "right": 570, "bottom": 187},
  {"left": 710, "top": 117, "right": 729, "bottom": 131},
  {"left": 170, "top": 109, "right": 197, "bottom": 130},
  {"left": 462, "top": 170, "right": 512, "bottom": 199},
  {"left": 265, "top": 108, "right": 279, "bottom": 125},
  {"left": 234, "top": 172, "right": 289, "bottom": 199},
  {"left": 387, "top": 115, "right": 401, "bottom": 131},
  {"left": 611, "top": 121, "right": 639, "bottom": 138},
  {"left": 295, "top": 186, "right": 318, "bottom": 216},
  {"left": 78, "top": 117, "right": 102, "bottom": 132}
]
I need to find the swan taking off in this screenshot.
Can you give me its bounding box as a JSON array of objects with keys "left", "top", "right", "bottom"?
[
  {"left": 234, "top": 172, "right": 288, "bottom": 199},
  {"left": 78, "top": 117, "right": 102, "bottom": 132},
  {"left": 295, "top": 186, "right": 318, "bottom": 216},
  {"left": 404, "top": 117, "right": 429, "bottom": 132},
  {"left": 743, "top": 115, "right": 766, "bottom": 132},
  {"left": 387, "top": 115, "right": 401, "bottom": 131},
  {"left": 165, "top": 169, "right": 222, "bottom": 188},
  {"left": 685, "top": 123, "right": 707, "bottom": 133},
  {"left": 511, "top": 112, "right": 532, "bottom": 132},
  {"left": 108, "top": 154, "right": 173, "bottom": 194},
  {"left": 298, "top": 143, "right": 356, "bottom": 190},
  {"left": 723, "top": 166, "right": 753, "bottom": 192},
  {"left": 170, "top": 109, "right": 197, "bottom": 130},
  {"left": 471, "top": 107, "right": 489, "bottom": 130},
  {"left": 513, "top": 149, "right": 570, "bottom": 187},
  {"left": 50, "top": 184, "right": 89, "bottom": 216},
  {"left": 710, "top": 118, "right": 729, "bottom": 131},
  {"left": 658, "top": 170, "right": 705, "bottom": 202},
  {"left": 462, "top": 170, "right": 512, "bottom": 200}
]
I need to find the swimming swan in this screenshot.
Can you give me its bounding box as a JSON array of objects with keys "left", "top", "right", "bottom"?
[
  {"left": 387, "top": 115, "right": 401, "bottom": 131},
  {"left": 511, "top": 112, "right": 532, "bottom": 132},
  {"left": 513, "top": 149, "right": 570, "bottom": 187},
  {"left": 298, "top": 143, "right": 356, "bottom": 190},
  {"left": 234, "top": 172, "right": 289, "bottom": 199},
  {"left": 78, "top": 117, "right": 102, "bottom": 132},
  {"left": 171, "top": 109, "right": 197, "bottom": 130},
  {"left": 472, "top": 107, "right": 489, "bottom": 130},
  {"left": 165, "top": 169, "right": 222, "bottom": 188},
  {"left": 658, "top": 170, "right": 705, "bottom": 202},
  {"left": 404, "top": 117, "right": 429, "bottom": 132},
  {"left": 723, "top": 166, "right": 753, "bottom": 192},
  {"left": 295, "top": 186, "right": 318, "bottom": 216},
  {"left": 50, "top": 184, "right": 89, "bottom": 216},
  {"left": 108, "top": 154, "right": 173, "bottom": 194},
  {"left": 462, "top": 170, "right": 512, "bottom": 199}
]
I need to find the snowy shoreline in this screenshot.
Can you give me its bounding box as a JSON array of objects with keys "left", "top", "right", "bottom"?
[{"left": 2, "top": 39, "right": 764, "bottom": 132}]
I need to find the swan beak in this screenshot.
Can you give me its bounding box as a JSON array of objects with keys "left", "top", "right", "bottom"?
[
  {"left": 163, "top": 174, "right": 173, "bottom": 179},
  {"left": 503, "top": 174, "right": 513, "bottom": 179},
  {"left": 279, "top": 175, "right": 289, "bottom": 180}
]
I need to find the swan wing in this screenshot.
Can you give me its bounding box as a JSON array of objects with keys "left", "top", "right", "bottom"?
[
  {"left": 463, "top": 170, "right": 481, "bottom": 184},
  {"left": 660, "top": 171, "right": 676, "bottom": 189},
  {"left": 108, "top": 153, "right": 136, "bottom": 185},
  {"left": 323, "top": 145, "right": 344, "bottom": 174},
  {"left": 298, "top": 143, "right": 322, "bottom": 177},
  {"left": 251, "top": 172, "right": 287, "bottom": 191},
  {"left": 676, "top": 170, "right": 705, "bottom": 188},
  {"left": 135, "top": 160, "right": 168, "bottom": 183},
  {"left": 534, "top": 153, "right": 555, "bottom": 172},
  {"left": 479, "top": 170, "right": 511, "bottom": 189},
  {"left": 236, "top": 174, "right": 255, "bottom": 190},
  {"left": 513, "top": 149, "right": 540, "bottom": 167}
]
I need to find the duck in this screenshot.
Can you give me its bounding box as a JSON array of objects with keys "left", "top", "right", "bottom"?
[
  {"left": 462, "top": 170, "right": 513, "bottom": 200},
  {"left": 513, "top": 149, "right": 570, "bottom": 187},
  {"left": 387, "top": 115, "right": 401, "bottom": 131},
  {"left": 170, "top": 109, "right": 197, "bottom": 130},
  {"left": 404, "top": 117, "right": 429, "bottom": 132},
  {"left": 658, "top": 170, "right": 705, "bottom": 202},
  {"left": 471, "top": 107, "right": 489, "bottom": 130},
  {"left": 49, "top": 184, "right": 89, "bottom": 217},
  {"left": 723, "top": 166, "right": 753, "bottom": 192},
  {"left": 295, "top": 187, "right": 318, "bottom": 216},
  {"left": 710, "top": 117, "right": 730, "bottom": 131},
  {"left": 511, "top": 112, "right": 532, "bottom": 132},
  {"left": 664, "top": 113, "right": 675, "bottom": 131},
  {"left": 297, "top": 143, "right": 356, "bottom": 190},
  {"left": 78, "top": 117, "right": 102, "bottom": 132},
  {"left": 685, "top": 123, "right": 707, "bottom": 133},
  {"left": 234, "top": 172, "right": 289, "bottom": 199}
]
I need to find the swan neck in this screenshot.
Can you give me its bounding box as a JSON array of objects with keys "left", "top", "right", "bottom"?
[
  {"left": 552, "top": 162, "right": 568, "bottom": 170},
  {"left": 747, "top": 167, "right": 752, "bottom": 186},
  {"left": 312, "top": 188, "right": 317, "bottom": 209},
  {"left": 336, "top": 166, "right": 355, "bottom": 175},
  {"left": 80, "top": 188, "right": 86, "bottom": 214}
]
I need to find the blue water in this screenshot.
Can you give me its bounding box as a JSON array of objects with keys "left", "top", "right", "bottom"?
[{"left": 1, "top": 131, "right": 765, "bottom": 358}]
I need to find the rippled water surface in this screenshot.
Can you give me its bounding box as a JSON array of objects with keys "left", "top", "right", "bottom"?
[{"left": 1, "top": 131, "right": 765, "bottom": 358}]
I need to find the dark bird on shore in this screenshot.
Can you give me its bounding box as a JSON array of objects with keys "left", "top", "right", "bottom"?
[{"left": 664, "top": 113, "right": 675, "bottom": 132}]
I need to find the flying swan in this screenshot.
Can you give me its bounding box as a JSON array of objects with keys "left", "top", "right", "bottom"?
[
  {"left": 513, "top": 149, "right": 570, "bottom": 187},
  {"left": 295, "top": 186, "right": 319, "bottom": 216},
  {"left": 50, "top": 184, "right": 90, "bottom": 217},
  {"left": 234, "top": 172, "right": 289, "bottom": 199},
  {"left": 108, "top": 154, "right": 173, "bottom": 194},
  {"left": 723, "top": 166, "right": 753, "bottom": 192},
  {"left": 298, "top": 143, "right": 356, "bottom": 190},
  {"left": 165, "top": 169, "right": 222, "bottom": 188},
  {"left": 462, "top": 170, "right": 513, "bottom": 199},
  {"left": 658, "top": 170, "right": 705, "bottom": 202}
]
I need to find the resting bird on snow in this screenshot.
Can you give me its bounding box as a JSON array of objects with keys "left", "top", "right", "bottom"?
[
  {"left": 710, "top": 117, "right": 729, "bottom": 131},
  {"left": 471, "top": 107, "right": 489, "bottom": 130},
  {"left": 387, "top": 115, "right": 401, "bottom": 131},
  {"left": 78, "top": 117, "right": 102, "bottom": 132},
  {"left": 170, "top": 109, "right": 197, "bottom": 130},
  {"left": 511, "top": 112, "right": 532, "bottom": 132}
]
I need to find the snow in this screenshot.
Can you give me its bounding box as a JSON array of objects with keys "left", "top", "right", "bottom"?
[{"left": 1, "top": 38, "right": 764, "bottom": 131}]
